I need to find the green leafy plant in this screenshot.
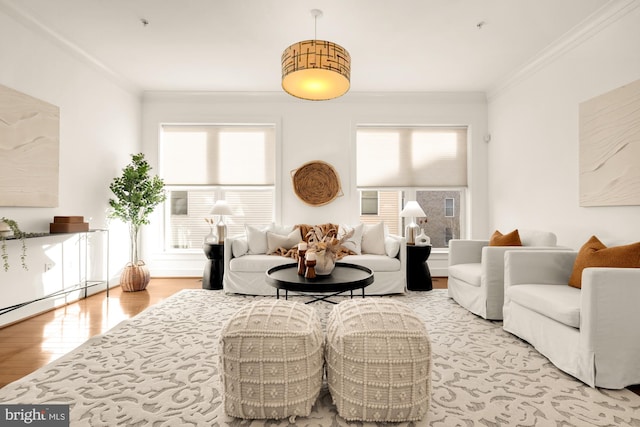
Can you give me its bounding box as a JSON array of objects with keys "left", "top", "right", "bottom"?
[
  {"left": 0, "top": 217, "right": 28, "bottom": 272},
  {"left": 108, "top": 153, "right": 166, "bottom": 265}
]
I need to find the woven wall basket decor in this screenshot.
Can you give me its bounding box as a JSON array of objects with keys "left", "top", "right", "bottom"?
[{"left": 291, "top": 160, "right": 343, "bottom": 206}]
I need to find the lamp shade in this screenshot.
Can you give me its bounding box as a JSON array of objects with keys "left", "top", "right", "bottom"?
[
  {"left": 210, "top": 200, "right": 233, "bottom": 216},
  {"left": 400, "top": 201, "right": 426, "bottom": 218},
  {"left": 281, "top": 39, "right": 351, "bottom": 101}
]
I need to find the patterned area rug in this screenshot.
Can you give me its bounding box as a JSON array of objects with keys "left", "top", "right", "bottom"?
[{"left": 1, "top": 290, "right": 639, "bottom": 426}]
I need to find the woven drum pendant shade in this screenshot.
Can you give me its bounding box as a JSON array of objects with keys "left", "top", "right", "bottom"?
[{"left": 281, "top": 39, "right": 351, "bottom": 101}]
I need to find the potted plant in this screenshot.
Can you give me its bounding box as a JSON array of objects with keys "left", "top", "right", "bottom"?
[
  {"left": 109, "top": 153, "right": 166, "bottom": 291},
  {"left": 0, "top": 217, "right": 28, "bottom": 272}
]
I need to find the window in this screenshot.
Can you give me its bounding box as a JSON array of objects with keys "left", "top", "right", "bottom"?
[
  {"left": 160, "top": 124, "right": 276, "bottom": 250},
  {"left": 356, "top": 126, "right": 467, "bottom": 248},
  {"left": 445, "top": 227, "right": 454, "bottom": 246},
  {"left": 359, "top": 190, "right": 401, "bottom": 235},
  {"left": 360, "top": 191, "right": 379, "bottom": 215},
  {"left": 445, "top": 198, "right": 455, "bottom": 217},
  {"left": 417, "top": 190, "right": 462, "bottom": 247}
]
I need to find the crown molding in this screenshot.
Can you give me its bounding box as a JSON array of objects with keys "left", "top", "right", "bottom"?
[
  {"left": 0, "top": 0, "right": 140, "bottom": 96},
  {"left": 487, "top": 0, "right": 640, "bottom": 102},
  {"left": 142, "top": 90, "right": 487, "bottom": 105}
]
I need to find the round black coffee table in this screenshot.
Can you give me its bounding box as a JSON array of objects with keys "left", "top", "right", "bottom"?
[{"left": 265, "top": 262, "right": 374, "bottom": 304}]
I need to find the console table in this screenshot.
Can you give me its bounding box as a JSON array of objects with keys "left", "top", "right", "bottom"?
[{"left": 0, "top": 229, "right": 109, "bottom": 318}]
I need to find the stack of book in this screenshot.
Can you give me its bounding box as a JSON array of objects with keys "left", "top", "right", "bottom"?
[{"left": 49, "top": 216, "right": 89, "bottom": 233}]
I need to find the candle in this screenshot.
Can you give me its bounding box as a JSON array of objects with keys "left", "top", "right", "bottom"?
[
  {"left": 298, "top": 242, "right": 307, "bottom": 251},
  {"left": 305, "top": 251, "right": 316, "bottom": 261}
]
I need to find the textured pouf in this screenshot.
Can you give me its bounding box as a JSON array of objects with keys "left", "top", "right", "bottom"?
[
  {"left": 219, "top": 299, "right": 324, "bottom": 420},
  {"left": 326, "top": 299, "right": 432, "bottom": 422}
]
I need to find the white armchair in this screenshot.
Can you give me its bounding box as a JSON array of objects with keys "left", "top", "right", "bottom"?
[
  {"left": 447, "top": 230, "right": 558, "bottom": 320},
  {"left": 503, "top": 250, "right": 640, "bottom": 389}
]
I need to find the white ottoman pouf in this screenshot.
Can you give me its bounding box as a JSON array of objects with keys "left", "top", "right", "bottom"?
[
  {"left": 326, "top": 299, "right": 431, "bottom": 422},
  {"left": 219, "top": 300, "right": 324, "bottom": 420}
]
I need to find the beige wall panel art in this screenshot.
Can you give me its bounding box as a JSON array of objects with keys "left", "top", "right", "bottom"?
[
  {"left": 579, "top": 78, "right": 640, "bottom": 207},
  {"left": 0, "top": 84, "right": 59, "bottom": 207}
]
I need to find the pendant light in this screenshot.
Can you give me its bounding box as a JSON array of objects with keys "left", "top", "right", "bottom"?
[{"left": 281, "top": 9, "right": 351, "bottom": 101}]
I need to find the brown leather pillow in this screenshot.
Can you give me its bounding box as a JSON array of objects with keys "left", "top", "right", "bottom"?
[
  {"left": 568, "top": 235, "right": 640, "bottom": 288},
  {"left": 489, "top": 229, "right": 522, "bottom": 246}
]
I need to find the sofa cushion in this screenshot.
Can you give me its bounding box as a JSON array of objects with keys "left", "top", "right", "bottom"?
[
  {"left": 229, "top": 254, "right": 294, "bottom": 272},
  {"left": 339, "top": 254, "right": 401, "bottom": 272},
  {"left": 448, "top": 263, "right": 482, "bottom": 287},
  {"left": 507, "top": 284, "right": 581, "bottom": 328},
  {"left": 568, "top": 235, "right": 640, "bottom": 288},
  {"left": 361, "top": 222, "right": 386, "bottom": 255},
  {"left": 489, "top": 229, "right": 522, "bottom": 246}
]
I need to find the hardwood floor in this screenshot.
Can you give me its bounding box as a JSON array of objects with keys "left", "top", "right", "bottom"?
[
  {"left": 431, "top": 276, "right": 447, "bottom": 289},
  {"left": 2, "top": 276, "right": 638, "bottom": 397},
  {"left": 0, "top": 277, "right": 201, "bottom": 388}
]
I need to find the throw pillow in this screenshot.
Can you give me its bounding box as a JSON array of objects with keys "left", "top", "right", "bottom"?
[
  {"left": 361, "top": 222, "right": 386, "bottom": 255},
  {"left": 246, "top": 224, "right": 271, "bottom": 254},
  {"left": 270, "top": 223, "right": 294, "bottom": 235},
  {"left": 568, "top": 235, "right": 640, "bottom": 288},
  {"left": 489, "top": 229, "right": 522, "bottom": 246},
  {"left": 338, "top": 223, "right": 364, "bottom": 254},
  {"left": 266, "top": 228, "right": 302, "bottom": 255},
  {"left": 385, "top": 237, "right": 401, "bottom": 258},
  {"left": 231, "top": 237, "right": 249, "bottom": 257}
]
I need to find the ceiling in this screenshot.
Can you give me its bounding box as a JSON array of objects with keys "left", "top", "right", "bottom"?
[{"left": 2, "top": 0, "right": 612, "bottom": 94}]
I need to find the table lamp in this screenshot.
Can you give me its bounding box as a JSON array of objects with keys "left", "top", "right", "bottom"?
[
  {"left": 210, "top": 200, "right": 233, "bottom": 244},
  {"left": 400, "top": 201, "right": 426, "bottom": 245}
]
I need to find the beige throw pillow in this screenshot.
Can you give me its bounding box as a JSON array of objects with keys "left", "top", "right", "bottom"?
[
  {"left": 361, "top": 222, "right": 386, "bottom": 255},
  {"left": 266, "top": 228, "right": 302, "bottom": 254}
]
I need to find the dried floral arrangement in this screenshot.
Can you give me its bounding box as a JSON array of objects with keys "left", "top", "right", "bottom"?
[{"left": 305, "top": 225, "right": 354, "bottom": 260}]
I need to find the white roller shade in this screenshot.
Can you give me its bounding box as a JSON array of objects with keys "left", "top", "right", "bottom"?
[
  {"left": 357, "top": 126, "right": 467, "bottom": 187},
  {"left": 161, "top": 125, "right": 276, "bottom": 186}
]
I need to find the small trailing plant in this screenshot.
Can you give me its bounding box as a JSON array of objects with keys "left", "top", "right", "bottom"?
[
  {"left": 108, "top": 153, "right": 166, "bottom": 265},
  {"left": 0, "top": 217, "right": 28, "bottom": 272}
]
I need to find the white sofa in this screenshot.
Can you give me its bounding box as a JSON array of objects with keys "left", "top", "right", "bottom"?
[
  {"left": 223, "top": 223, "right": 407, "bottom": 296},
  {"left": 503, "top": 249, "right": 640, "bottom": 389},
  {"left": 448, "top": 230, "right": 559, "bottom": 320}
]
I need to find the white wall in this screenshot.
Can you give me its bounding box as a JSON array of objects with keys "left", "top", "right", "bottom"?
[
  {"left": 487, "top": 4, "right": 640, "bottom": 250},
  {"left": 142, "top": 92, "right": 489, "bottom": 276},
  {"left": 0, "top": 8, "right": 140, "bottom": 326}
]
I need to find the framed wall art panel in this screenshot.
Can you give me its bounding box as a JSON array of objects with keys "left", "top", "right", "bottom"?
[
  {"left": 0, "top": 84, "right": 59, "bottom": 207},
  {"left": 579, "top": 78, "right": 640, "bottom": 207}
]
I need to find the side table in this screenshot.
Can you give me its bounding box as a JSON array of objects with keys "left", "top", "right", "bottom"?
[
  {"left": 406, "top": 244, "right": 432, "bottom": 291},
  {"left": 202, "top": 243, "right": 224, "bottom": 290}
]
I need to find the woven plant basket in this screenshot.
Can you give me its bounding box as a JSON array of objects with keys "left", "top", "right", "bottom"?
[
  {"left": 120, "top": 261, "right": 151, "bottom": 292},
  {"left": 291, "top": 160, "right": 343, "bottom": 206}
]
